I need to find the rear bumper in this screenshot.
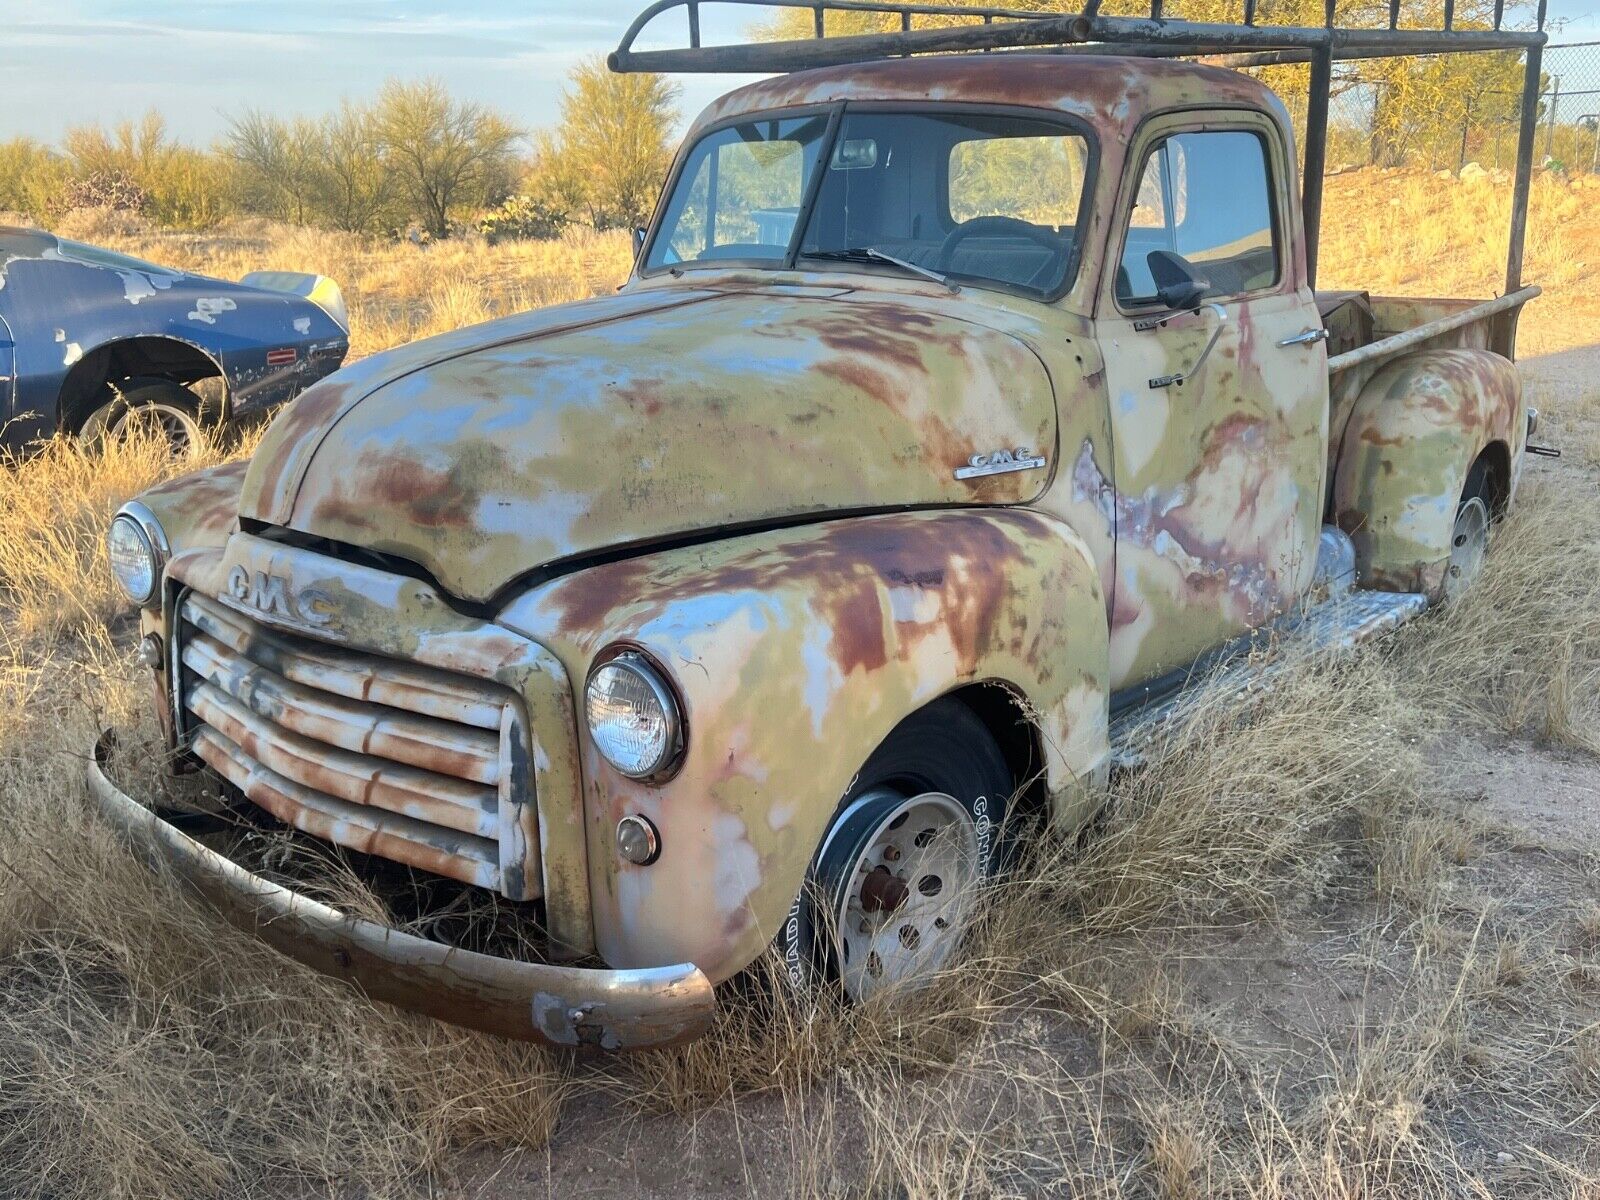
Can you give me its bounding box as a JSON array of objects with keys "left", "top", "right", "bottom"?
[{"left": 87, "top": 731, "right": 715, "bottom": 1051}]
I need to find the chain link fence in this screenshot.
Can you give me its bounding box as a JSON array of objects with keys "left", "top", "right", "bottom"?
[{"left": 1289, "top": 40, "right": 1600, "bottom": 176}]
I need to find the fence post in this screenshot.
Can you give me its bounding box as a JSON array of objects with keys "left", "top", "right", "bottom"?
[{"left": 1546, "top": 74, "right": 1561, "bottom": 159}]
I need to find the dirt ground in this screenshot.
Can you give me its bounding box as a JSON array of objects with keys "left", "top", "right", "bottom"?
[{"left": 418, "top": 346, "right": 1600, "bottom": 1198}]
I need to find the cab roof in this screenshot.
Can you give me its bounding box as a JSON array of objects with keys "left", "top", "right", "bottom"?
[{"left": 687, "top": 53, "right": 1288, "bottom": 141}]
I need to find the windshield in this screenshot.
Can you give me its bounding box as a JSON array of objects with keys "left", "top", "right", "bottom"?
[{"left": 645, "top": 109, "right": 1091, "bottom": 298}]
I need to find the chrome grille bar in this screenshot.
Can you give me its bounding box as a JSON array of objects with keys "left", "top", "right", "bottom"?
[{"left": 177, "top": 591, "right": 536, "bottom": 897}]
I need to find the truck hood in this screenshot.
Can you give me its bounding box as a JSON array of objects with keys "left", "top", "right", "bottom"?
[{"left": 239, "top": 286, "right": 1057, "bottom": 603}]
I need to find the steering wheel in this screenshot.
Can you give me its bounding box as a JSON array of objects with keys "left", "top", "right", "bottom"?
[{"left": 936, "top": 215, "right": 1065, "bottom": 285}]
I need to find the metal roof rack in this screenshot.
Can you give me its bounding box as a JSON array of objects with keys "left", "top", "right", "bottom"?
[
  {"left": 610, "top": 0, "right": 1550, "bottom": 292},
  {"left": 610, "top": 0, "right": 1546, "bottom": 75}
]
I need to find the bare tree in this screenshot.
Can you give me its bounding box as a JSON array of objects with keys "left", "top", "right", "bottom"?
[
  {"left": 372, "top": 79, "right": 520, "bottom": 238},
  {"left": 317, "top": 102, "right": 397, "bottom": 234},
  {"left": 224, "top": 111, "right": 324, "bottom": 225}
]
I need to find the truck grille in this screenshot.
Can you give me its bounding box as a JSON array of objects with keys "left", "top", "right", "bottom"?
[{"left": 176, "top": 591, "right": 526, "bottom": 893}]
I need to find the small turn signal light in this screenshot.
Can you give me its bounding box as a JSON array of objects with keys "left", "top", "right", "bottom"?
[
  {"left": 136, "top": 633, "right": 164, "bottom": 671},
  {"left": 616, "top": 815, "right": 661, "bottom": 866}
]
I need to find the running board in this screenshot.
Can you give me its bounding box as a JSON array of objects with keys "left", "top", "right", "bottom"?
[{"left": 1109, "top": 588, "right": 1428, "bottom": 768}]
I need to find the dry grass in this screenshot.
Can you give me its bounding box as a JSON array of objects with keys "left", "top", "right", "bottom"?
[
  {"left": 1319, "top": 168, "right": 1600, "bottom": 355},
  {"left": 48, "top": 206, "right": 635, "bottom": 361},
  {"left": 0, "top": 174, "right": 1597, "bottom": 1196}
]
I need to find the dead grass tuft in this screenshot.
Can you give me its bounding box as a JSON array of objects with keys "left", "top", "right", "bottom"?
[{"left": 0, "top": 429, "right": 238, "bottom": 649}]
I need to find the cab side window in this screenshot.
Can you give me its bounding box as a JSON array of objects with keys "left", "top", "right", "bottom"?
[{"left": 1116, "top": 129, "right": 1279, "bottom": 306}]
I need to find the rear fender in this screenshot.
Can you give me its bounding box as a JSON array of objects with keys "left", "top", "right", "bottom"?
[
  {"left": 499, "top": 508, "right": 1110, "bottom": 983},
  {"left": 1332, "top": 349, "right": 1522, "bottom": 596}
]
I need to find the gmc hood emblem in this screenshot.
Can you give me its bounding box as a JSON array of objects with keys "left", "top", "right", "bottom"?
[
  {"left": 226, "top": 565, "right": 334, "bottom": 628},
  {"left": 954, "top": 447, "right": 1047, "bottom": 480}
]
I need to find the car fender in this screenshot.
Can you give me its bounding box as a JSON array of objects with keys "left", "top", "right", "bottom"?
[
  {"left": 498, "top": 507, "right": 1111, "bottom": 983},
  {"left": 1331, "top": 348, "right": 1522, "bottom": 596}
]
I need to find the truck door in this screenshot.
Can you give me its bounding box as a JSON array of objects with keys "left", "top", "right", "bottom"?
[{"left": 1096, "top": 112, "right": 1328, "bottom": 692}]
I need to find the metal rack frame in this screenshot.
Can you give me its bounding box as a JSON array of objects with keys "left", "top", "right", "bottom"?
[{"left": 611, "top": 0, "right": 1549, "bottom": 291}]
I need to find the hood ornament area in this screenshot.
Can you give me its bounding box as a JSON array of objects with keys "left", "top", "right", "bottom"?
[
  {"left": 226, "top": 565, "right": 334, "bottom": 628},
  {"left": 954, "top": 448, "right": 1047, "bottom": 480}
]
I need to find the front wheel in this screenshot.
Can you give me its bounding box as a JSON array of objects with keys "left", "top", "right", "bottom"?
[{"left": 780, "top": 697, "right": 1013, "bottom": 1002}]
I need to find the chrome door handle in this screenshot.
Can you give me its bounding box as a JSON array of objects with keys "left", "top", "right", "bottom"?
[{"left": 1278, "top": 327, "right": 1330, "bottom": 347}]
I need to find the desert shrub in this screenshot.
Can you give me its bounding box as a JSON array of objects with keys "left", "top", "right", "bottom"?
[
  {"left": 372, "top": 79, "right": 522, "bottom": 239},
  {"left": 533, "top": 59, "right": 679, "bottom": 231},
  {"left": 0, "top": 137, "right": 72, "bottom": 220},
  {"left": 477, "top": 194, "right": 570, "bottom": 243},
  {"left": 56, "top": 170, "right": 148, "bottom": 215},
  {"left": 61, "top": 114, "right": 233, "bottom": 231}
]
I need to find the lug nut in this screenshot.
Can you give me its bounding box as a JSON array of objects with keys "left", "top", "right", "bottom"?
[
  {"left": 136, "top": 633, "right": 164, "bottom": 671},
  {"left": 616, "top": 814, "right": 660, "bottom": 865}
]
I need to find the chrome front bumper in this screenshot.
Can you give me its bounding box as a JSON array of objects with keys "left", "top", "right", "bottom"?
[{"left": 88, "top": 732, "right": 715, "bottom": 1051}]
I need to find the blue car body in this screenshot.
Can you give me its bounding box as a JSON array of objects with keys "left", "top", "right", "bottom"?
[{"left": 0, "top": 227, "right": 349, "bottom": 451}]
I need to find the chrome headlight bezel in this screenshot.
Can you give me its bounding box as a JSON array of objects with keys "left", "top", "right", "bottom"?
[
  {"left": 106, "top": 501, "right": 169, "bottom": 608},
  {"left": 584, "top": 648, "right": 686, "bottom": 782}
]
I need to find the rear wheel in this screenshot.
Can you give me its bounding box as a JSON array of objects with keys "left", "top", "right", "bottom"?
[
  {"left": 1442, "top": 460, "right": 1493, "bottom": 602},
  {"left": 80, "top": 379, "right": 205, "bottom": 455},
  {"left": 781, "top": 697, "right": 1012, "bottom": 1001}
]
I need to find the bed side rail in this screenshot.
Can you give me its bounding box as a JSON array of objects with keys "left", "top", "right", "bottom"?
[{"left": 1326, "top": 286, "right": 1539, "bottom": 375}]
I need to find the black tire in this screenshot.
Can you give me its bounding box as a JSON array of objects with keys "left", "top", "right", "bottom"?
[
  {"left": 79, "top": 379, "right": 206, "bottom": 455},
  {"left": 778, "top": 697, "right": 1013, "bottom": 996}
]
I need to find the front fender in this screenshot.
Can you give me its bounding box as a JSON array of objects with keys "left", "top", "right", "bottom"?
[
  {"left": 499, "top": 508, "right": 1110, "bottom": 983},
  {"left": 1332, "top": 349, "right": 1521, "bottom": 596},
  {"left": 132, "top": 460, "right": 247, "bottom": 563}
]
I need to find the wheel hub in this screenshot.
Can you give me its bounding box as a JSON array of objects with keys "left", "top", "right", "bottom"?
[
  {"left": 110, "top": 403, "right": 200, "bottom": 456},
  {"left": 832, "top": 790, "right": 980, "bottom": 1000},
  {"left": 859, "top": 865, "right": 910, "bottom": 913},
  {"left": 1444, "top": 494, "right": 1489, "bottom": 601}
]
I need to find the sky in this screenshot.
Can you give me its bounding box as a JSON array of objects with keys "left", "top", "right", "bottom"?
[{"left": 2, "top": 0, "right": 1598, "bottom": 148}]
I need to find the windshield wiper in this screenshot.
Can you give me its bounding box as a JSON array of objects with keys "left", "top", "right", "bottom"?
[{"left": 803, "top": 247, "right": 959, "bottom": 293}]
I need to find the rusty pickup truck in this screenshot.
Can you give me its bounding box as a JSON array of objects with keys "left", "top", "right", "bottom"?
[{"left": 90, "top": 1, "right": 1551, "bottom": 1051}]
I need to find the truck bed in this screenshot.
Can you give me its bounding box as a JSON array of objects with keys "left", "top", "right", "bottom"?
[{"left": 1317, "top": 289, "right": 1531, "bottom": 365}]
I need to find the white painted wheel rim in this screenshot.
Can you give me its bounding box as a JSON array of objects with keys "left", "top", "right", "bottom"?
[
  {"left": 110, "top": 402, "right": 201, "bottom": 454},
  {"left": 1444, "top": 494, "right": 1489, "bottom": 601},
  {"left": 832, "top": 791, "right": 980, "bottom": 1001}
]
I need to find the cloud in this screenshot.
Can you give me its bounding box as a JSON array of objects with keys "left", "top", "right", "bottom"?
[{"left": 0, "top": 0, "right": 761, "bottom": 144}]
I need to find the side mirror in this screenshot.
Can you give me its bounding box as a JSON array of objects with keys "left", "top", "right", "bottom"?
[
  {"left": 1154, "top": 277, "right": 1208, "bottom": 313},
  {"left": 632, "top": 226, "right": 647, "bottom": 259},
  {"left": 1147, "top": 249, "right": 1210, "bottom": 314}
]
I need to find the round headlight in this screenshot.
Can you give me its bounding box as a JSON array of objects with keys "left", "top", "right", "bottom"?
[
  {"left": 106, "top": 511, "right": 162, "bottom": 606},
  {"left": 584, "top": 651, "right": 684, "bottom": 780}
]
